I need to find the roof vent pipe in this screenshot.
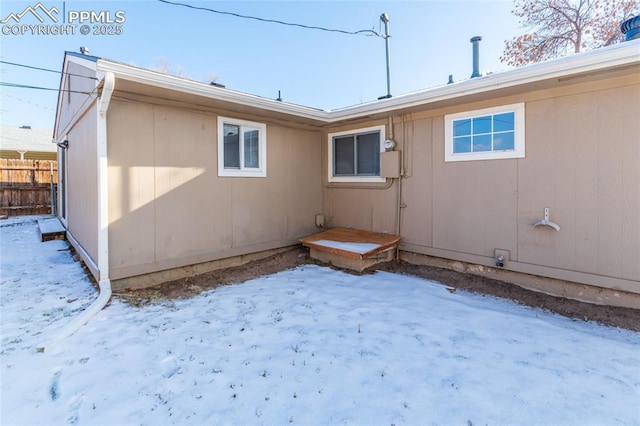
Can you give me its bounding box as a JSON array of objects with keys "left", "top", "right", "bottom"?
[{"left": 470, "top": 36, "right": 482, "bottom": 78}]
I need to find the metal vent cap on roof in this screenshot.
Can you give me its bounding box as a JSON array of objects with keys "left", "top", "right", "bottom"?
[
  {"left": 470, "top": 36, "right": 482, "bottom": 78},
  {"left": 621, "top": 15, "right": 640, "bottom": 41}
]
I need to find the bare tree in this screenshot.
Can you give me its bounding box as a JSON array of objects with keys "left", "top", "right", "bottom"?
[
  {"left": 152, "top": 57, "right": 192, "bottom": 79},
  {"left": 501, "top": 0, "right": 638, "bottom": 67},
  {"left": 152, "top": 58, "right": 220, "bottom": 84}
]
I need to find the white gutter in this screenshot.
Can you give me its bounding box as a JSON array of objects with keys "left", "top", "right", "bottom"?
[
  {"left": 95, "top": 39, "right": 639, "bottom": 125},
  {"left": 37, "top": 72, "right": 115, "bottom": 353},
  {"left": 96, "top": 60, "right": 331, "bottom": 122},
  {"left": 329, "top": 38, "right": 640, "bottom": 121}
]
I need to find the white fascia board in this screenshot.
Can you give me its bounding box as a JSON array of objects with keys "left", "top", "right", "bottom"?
[
  {"left": 54, "top": 53, "right": 100, "bottom": 141},
  {"left": 95, "top": 60, "right": 331, "bottom": 122},
  {"left": 66, "top": 53, "right": 99, "bottom": 70},
  {"left": 93, "top": 40, "right": 639, "bottom": 125},
  {"left": 329, "top": 40, "right": 640, "bottom": 121}
]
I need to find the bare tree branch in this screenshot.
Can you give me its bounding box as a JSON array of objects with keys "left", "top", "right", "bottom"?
[{"left": 501, "top": 0, "right": 638, "bottom": 67}]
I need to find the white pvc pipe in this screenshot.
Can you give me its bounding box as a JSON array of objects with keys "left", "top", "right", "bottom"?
[
  {"left": 37, "top": 71, "right": 115, "bottom": 353},
  {"left": 36, "top": 280, "right": 111, "bottom": 352}
]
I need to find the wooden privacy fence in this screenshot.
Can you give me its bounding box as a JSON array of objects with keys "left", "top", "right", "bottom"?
[{"left": 0, "top": 159, "right": 58, "bottom": 217}]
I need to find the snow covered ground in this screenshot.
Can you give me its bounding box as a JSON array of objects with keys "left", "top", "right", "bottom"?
[
  {"left": 1, "top": 216, "right": 639, "bottom": 425},
  {"left": 310, "top": 240, "right": 382, "bottom": 255}
]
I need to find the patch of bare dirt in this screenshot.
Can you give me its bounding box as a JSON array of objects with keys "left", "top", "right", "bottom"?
[
  {"left": 116, "top": 247, "right": 322, "bottom": 306},
  {"left": 375, "top": 260, "right": 640, "bottom": 333},
  {"left": 118, "top": 246, "right": 640, "bottom": 332}
]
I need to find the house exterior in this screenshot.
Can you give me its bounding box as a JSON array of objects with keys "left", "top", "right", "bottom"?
[
  {"left": 1, "top": 125, "right": 57, "bottom": 217},
  {"left": 1, "top": 125, "right": 56, "bottom": 160},
  {"left": 54, "top": 40, "right": 640, "bottom": 308}
]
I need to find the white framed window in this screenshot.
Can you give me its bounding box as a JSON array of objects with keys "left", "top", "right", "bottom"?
[
  {"left": 445, "top": 103, "right": 525, "bottom": 162},
  {"left": 217, "top": 116, "right": 267, "bottom": 177},
  {"left": 328, "top": 125, "right": 385, "bottom": 183}
]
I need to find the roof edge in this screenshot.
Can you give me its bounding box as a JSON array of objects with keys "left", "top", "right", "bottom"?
[
  {"left": 64, "top": 50, "right": 99, "bottom": 63},
  {"left": 54, "top": 52, "right": 100, "bottom": 140},
  {"left": 90, "top": 39, "right": 639, "bottom": 125},
  {"left": 95, "top": 59, "right": 331, "bottom": 122},
  {"left": 329, "top": 39, "right": 640, "bottom": 121}
]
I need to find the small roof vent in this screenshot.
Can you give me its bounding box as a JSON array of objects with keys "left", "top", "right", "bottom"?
[
  {"left": 621, "top": 15, "right": 640, "bottom": 41},
  {"left": 470, "top": 36, "right": 482, "bottom": 78},
  {"left": 80, "top": 46, "right": 90, "bottom": 55}
]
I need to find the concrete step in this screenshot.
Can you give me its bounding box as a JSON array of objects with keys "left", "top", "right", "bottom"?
[{"left": 38, "top": 217, "right": 66, "bottom": 242}]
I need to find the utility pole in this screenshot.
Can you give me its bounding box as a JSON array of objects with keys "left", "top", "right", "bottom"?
[{"left": 378, "top": 13, "right": 391, "bottom": 100}]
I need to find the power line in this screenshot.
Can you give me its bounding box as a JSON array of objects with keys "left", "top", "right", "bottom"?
[
  {"left": 4, "top": 93, "right": 55, "bottom": 111},
  {"left": 0, "top": 82, "right": 94, "bottom": 95},
  {"left": 0, "top": 60, "right": 59, "bottom": 74},
  {"left": 157, "top": 0, "right": 382, "bottom": 37},
  {"left": 0, "top": 60, "right": 98, "bottom": 80}
]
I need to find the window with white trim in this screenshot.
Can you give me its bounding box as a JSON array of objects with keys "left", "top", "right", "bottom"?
[
  {"left": 445, "top": 103, "right": 525, "bottom": 162},
  {"left": 217, "top": 116, "right": 267, "bottom": 177},
  {"left": 328, "top": 125, "right": 385, "bottom": 183}
]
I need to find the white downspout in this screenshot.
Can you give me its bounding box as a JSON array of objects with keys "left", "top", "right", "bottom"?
[{"left": 37, "top": 72, "right": 115, "bottom": 352}]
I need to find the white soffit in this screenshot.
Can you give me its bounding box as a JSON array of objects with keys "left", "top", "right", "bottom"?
[
  {"left": 95, "top": 60, "right": 330, "bottom": 122},
  {"left": 94, "top": 40, "right": 640, "bottom": 125}
]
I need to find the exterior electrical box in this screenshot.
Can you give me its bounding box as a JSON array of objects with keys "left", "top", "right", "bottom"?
[{"left": 380, "top": 151, "right": 400, "bottom": 178}]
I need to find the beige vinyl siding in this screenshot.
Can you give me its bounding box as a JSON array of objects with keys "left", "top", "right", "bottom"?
[
  {"left": 324, "top": 73, "right": 640, "bottom": 289},
  {"left": 432, "top": 131, "right": 519, "bottom": 259},
  {"left": 323, "top": 119, "right": 397, "bottom": 233},
  {"left": 57, "top": 62, "right": 97, "bottom": 137},
  {"left": 66, "top": 103, "right": 99, "bottom": 264},
  {"left": 396, "top": 117, "right": 433, "bottom": 248},
  {"left": 107, "top": 99, "right": 322, "bottom": 280},
  {"left": 325, "top": 188, "right": 397, "bottom": 234},
  {"left": 107, "top": 100, "right": 156, "bottom": 269},
  {"left": 518, "top": 84, "right": 640, "bottom": 281}
]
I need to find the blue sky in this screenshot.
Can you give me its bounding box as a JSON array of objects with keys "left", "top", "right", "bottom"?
[{"left": 0, "top": 1, "right": 521, "bottom": 129}]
